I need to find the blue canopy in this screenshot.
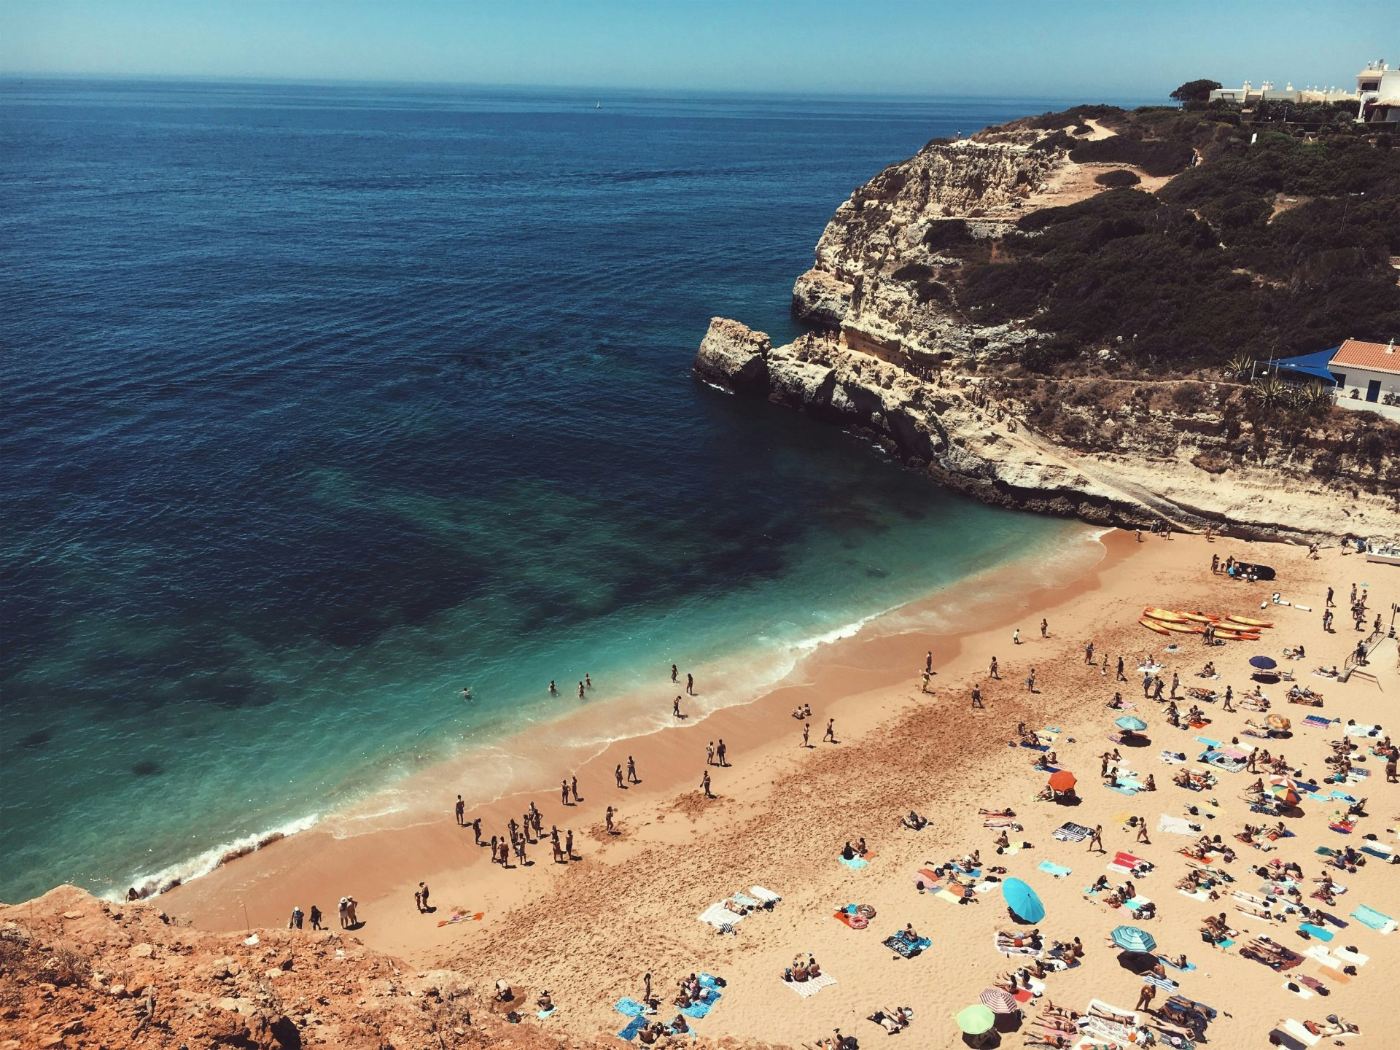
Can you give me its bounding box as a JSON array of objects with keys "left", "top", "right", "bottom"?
[
  {"left": 1271, "top": 347, "right": 1340, "bottom": 385},
  {"left": 1001, "top": 878, "right": 1046, "bottom": 923}
]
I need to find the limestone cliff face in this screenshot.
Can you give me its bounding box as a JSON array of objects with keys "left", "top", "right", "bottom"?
[{"left": 695, "top": 119, "right": 1398, "bottom": 542}]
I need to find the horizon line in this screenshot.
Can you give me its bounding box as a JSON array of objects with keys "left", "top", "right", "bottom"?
[{"left": 0, "top": 70, "right": 1163, "bottom": 106}]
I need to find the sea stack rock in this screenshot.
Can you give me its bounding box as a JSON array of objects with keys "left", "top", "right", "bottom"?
[{"left": 694, "top": 317, "right": 771, "bottom": 394}]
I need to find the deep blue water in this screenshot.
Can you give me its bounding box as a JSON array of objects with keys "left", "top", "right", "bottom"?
[{"left": 1, "top": 79, "right": 1092, "bottom": 901}]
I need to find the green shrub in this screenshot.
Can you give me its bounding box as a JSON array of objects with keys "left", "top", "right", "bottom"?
[{"left": 1094, "top": 169, "right": 1142, "bottom": 188}]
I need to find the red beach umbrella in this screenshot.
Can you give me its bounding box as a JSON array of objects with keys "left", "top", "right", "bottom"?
[
  {"left": 1048, "top": 770, "right": 1076, "bottom": 792},
  {"left": 979, "top": 987, "right": 1021, "bottom": 1014}
]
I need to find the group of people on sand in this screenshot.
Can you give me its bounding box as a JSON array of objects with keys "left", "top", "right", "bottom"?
[{"left": 285, "top": 896, "right": 354, "bottom": 931}]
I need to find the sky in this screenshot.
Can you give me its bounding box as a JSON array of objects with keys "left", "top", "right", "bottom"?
[{"left": 1, "top": 1, "right": 1395, "bottom": 97}]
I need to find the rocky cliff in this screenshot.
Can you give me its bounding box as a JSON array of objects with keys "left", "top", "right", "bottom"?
[{"left": 697, "top": 109, "right": 1400, "bottom": 542}]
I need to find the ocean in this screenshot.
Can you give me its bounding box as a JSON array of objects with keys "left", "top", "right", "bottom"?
[{"left": 1, "top": 78, "right": 1103, "bottom": 902}]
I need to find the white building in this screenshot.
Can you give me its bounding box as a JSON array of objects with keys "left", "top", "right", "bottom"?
[
  {"left": 1331, "top": 338, "right": 1400, "bottom": 405},
  {"left": 1208, "top": 79, "right": 1355, "bottom": 106},
  {"left": 1356, "top": 60, "right": 1400, "bottom": 123}
]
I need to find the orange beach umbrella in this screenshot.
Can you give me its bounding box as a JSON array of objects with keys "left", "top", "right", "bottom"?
[{"left": 1048, "top": 770, "right": 1077, "bottom": 792}]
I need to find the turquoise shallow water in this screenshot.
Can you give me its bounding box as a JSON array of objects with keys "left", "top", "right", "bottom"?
[{"left": 0, "top": 79, "right": 1100, "bottom": 901}]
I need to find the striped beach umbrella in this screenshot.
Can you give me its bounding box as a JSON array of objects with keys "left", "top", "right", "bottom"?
[
  {"left": 1110, "top": 925, "right": 1157, "bottom": 953},
  {"left": 979, "top": 988, "right": 1021, "bottom": 1014},
  {"left": 1115, "top": 715, "right": 1148, "bottom": 732},
  {"left": 956, "top": 1004, "right": 996, "bottom": 1035}
]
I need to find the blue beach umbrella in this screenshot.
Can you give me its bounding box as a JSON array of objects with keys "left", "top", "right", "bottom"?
[
  {"left": 1249, "top": 656, "right": 1278, "bottom": 671},
  {"left": 1111, "top": 925, "right": 1157, "bottom": 953},
  {"left": 1115, "top": 715, "right": 1148, "bottom": 732},
  {"left": 1001, "top": 878, "right": 1045, "bottom": 923}
]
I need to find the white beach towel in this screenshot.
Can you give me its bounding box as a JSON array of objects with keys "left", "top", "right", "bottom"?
[
  {"left": 749, "top": 885, "right": 782, "bottom": 904},
  {"left": 1303, "top": 945, "right": 1342, "bottom": 970},
  {"left": 1156, "top": 814, "right": 1200, "bottom": 836},
  {"left": 699, "top": 903, "right": 745, "bottom": 929},
  {"left": 1276, "top": 1019, "right": 1322, "bottom": 1046},
  {"left": 1283, "top": 979, "right": 1314, "bottom": 999},
  {"left": 1333, "top": 945, "right": 1369, "bottom": 966},
  {"left": 784, "top": 972, "right": 835, "bottom": 998}
]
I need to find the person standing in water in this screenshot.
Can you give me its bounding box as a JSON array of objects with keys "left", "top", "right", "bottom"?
[
  {"left": 686, "top": 673, "right": 695, "bottom": 696},
  {"left": 549, "top": 680, "right": 557, "bottom": 696},
  {"left": 673, "top": 695, "right": 683, "bottom": 718},
  {"left": 585, "top": 673, "right": 592, "bottom": 690},
  {"left": 671, "top": 664, "right": 678, "bottom": 682},
  {"left": 577, "top": 681, "right": 585, "bottom": 699}
]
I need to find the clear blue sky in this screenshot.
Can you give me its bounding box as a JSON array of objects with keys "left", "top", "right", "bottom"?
[{"left": 1, "top": 0, "right": 1394, "bottom": 97}]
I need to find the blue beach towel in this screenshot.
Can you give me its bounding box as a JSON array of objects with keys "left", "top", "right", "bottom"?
[
  {"left": 1196, "top": 736, "right": 1221, "bottom": 748},
  {"left": 839, "top": 855, "right": 869, "bottom": 870},
  {"left": 1299, "top": 923, "right": 1334, "bottom": 942},
  {"left": 680, "top": 1000, "right": 714, "bottom": 1019},
  {"left": 698, "top": 973, "right": 722, "bottom": 990},
  {"left": 618, "top": 1016, "right": 648, "bottom": 1041},
  {"left": 538, "top": 1008, "right": 556, "bottom": 1020},
  {"left": 1361, "top": 846, "right": 1392, "bottom": 860},
  {"left": 1038, "top": 860, "right": 1072, "bottom": 878},
  {"left": 614, "top": 998, "right": 646, "bottom": 1018},
  {"left": 1159, "top": 955, "right": 1196, "bottom": 972},
  {"left": 1351, "top": 905, "right": 1395, "bottom": 931}
]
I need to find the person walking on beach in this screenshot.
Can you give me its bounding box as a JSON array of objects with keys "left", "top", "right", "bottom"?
[
  {"left": 1084, "top": 641, "right": 1094, "bottom": 664},
  {"left": 1169, "top": 671, "right": 1180, "bottom": 698},
  {"left": 338, "top": 898, "right": 349, "bottom": 928},
  {"left": 309, "top": 904, "right": 322, "bottom": 931},
  {"left": 824, "top": 718, "right": 836, "bottom": 743},
  {"left": 565, "top": 829, "right": 575, "bottom": 859},
  {"left": 419, "top": 882, "right": 430, "bottom": 911},
  {"left": 700, "top": 769, "right": 714, "bottom": 799},
  {"left": 489, "top": 834, "right": 500, "bottom": 864},
  {"left": 989, "top": 656, "right": 999, "bottom": 680},
  {"left": 578, "top": 681, "right": 585, "bottom": 699},
  {"left": 802, "top": 721, "right": 810, "bottom": 747},
  {"left": 455, "top": 794, "right": 465, "bottom": 826},
  {"left": 289, "top": 905, "right": 304, "bottom": 929},
  {"left": 627, "top": 755, "right": 639, "bottom": 783},
  {"left": 1135, "top": 982, "right": 1156, "bottom": 1014},
  {"left": 673, "top": 695, "right": 683, "bottom": 718},
  {"left": 561, "top": 779, "right": 571, "bottom": 806},
  {"left": 1013, "top": 628, "right": 1021, "bottom": 645},
  {"left": 1326, "top": 586, "right": 1334, "bottom": 608},
  {"left": 1100, "top": 652, "right": 1108, "bottom": 677},
  {"left": 686, "top": 673, "right": 695, "bottom": 696},
  {"left": 471, "top": 817, "right": 482, "bottom": 845},
  {"left": 1136, "top": 819, "right": 1151, "bottom": 845},
  {"left": 606, "top": 805, "right": 616, "bottom": 835},
  {"left": 1041, "top": 619, "right": 1049, "bottom": 638},
  {"left": 705, "top": 741, "right": 715, "bottom": 766},
  {"left": 716, "top": 739, "right": 728, "bottom": 767},
  {"left": 1116, "top": 656, "right": 1126, "bottom": 682},
  {"left": 615, "top": 764, "right": 626, "bottom": 789},
  {"left": 1087, "top": 825, "right": 1104, "bottom": 854},
  {"left": 921, "top": 670, "right": 931, "bottom": 693},
  {"left": 925, "top": 650, "right": 933, "bottom": 674},
  {"left": 971, "top": 685, "right": 984, "bottom": 709},
  {"left": 1026, "top": 668, "right": 1037, "bottom": 693},
  {"left": 644, "top": 972, "right": 653, "bottom": 1003},
  {"left": 671, "top": 664, "right": 678, "bottom": 683}
]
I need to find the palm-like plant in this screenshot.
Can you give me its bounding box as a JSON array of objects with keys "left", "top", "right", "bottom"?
[{"left": 1225, "top": 353, "right": 1254, "bottom": 382}]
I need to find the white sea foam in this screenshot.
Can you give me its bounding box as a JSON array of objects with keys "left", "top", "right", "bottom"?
[{"left": 108, "top": 811, "right": 321, "bottom": 902}]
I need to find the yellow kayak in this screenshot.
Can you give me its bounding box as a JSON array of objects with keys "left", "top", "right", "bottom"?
[
  {"left": 1177, "top": 611, "right": 1219, "bottom": 624},
  {"left": 1226, "top": 615, "right": 1274, "bottom": 628},
  {"left": 1157, "top": 621, "right": 1205, "bottom": 634},
  {"left": 1140, "top": 618, "right": 1171, "bottom": 635},
  {"left": 1144, "top": 607, "right": 1191, "bottom": 623}
]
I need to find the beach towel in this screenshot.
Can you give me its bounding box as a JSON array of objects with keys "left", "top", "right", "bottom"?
[
  {"left": 999, "top": 840, "right": 1027, "bottom": 856},
  {"left": 749, "top": 886, "right": 782, "bottom": 904},
  {"left": 1361, "top": 845, "right": 1393, "bottom": 860},
  {"left": 698, "top": 903, "right": 743, "bottom": 929},
  {"left": 1157, "top": 814, "right": 1199, "bottom": 836},
  {"left": 1333, "top": 946, "right": 1369, "bottom": 966},
  {"left": 1350, "top": 905, "right": 1396, "bottom": 933},
  {"left": 1299, "top": 923, "right": 1334, "bottom": 942},
  {"left": 1053, "top": 822, "right": 1092, "bottom": 842},
  {"left": 838, "top": 855, "right": 869, "bottom": 870},
  {"left": 1159, "top": 750, "right": 1187, "bottom": 764},
  {"left": 1283, "top": 979, "right": 1314, "bottom": 999},
  {"left": 1124, "top": 896, "right": 1151, "bottom": 912},
  {"left": 617, "top": 1015, "right": 648, "bottom": 1041},
  {"left": 1273, "top": 1019, "right": 1322, "bottom": 1048},
  {"left": 1038, "top": 860, "right": 1071, "bottom": 878},
  {"left": 1302, "top": 715, "right": 1333, "bottom": 729},
  {"left": 783, "top": 972, "right": 835, "bottom": 998},
  {"left": 882, "top": 933, "right": 931, "bottom": 958},
  {"left": 436, "top": 909, "right": 484, "bottom": 926},
  {"left": 680, "top": 997, "right": 716, "bottom": 1019},
  {"left": 614, "top": 998, "right": 647, "bottom": 1018},
  {"left": 1196, "top": 735, "right": 1221, "bottom": 748},
  {"left": 537, "top": 1007, "right": 556, "bottom": 1020},
  {"left": 1158, "top": 955, "right": 1196, "bottom": 972},
  {"left": 1143, "top": 973, "right": 1177, "bottom": 993},
  {"left": 730, "top": 891, "right": 760, "bottom": 909},
  {"left": 1344, "top": 723, "right": 1379, "bottom": 737}
]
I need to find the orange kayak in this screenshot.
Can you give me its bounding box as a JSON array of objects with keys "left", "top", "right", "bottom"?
[
  {"left": 1216, "top": 630, "right": 1261, "bottom": 641},
  {"left": 1139, "top": 618, "right": 1171, "bottom": 635},
  {"left": 1226, "top": 615, "right": 1274, "bottom": 628},
  {"left": 1158, "top": 621, "right": 1205, "bottom": 634}
]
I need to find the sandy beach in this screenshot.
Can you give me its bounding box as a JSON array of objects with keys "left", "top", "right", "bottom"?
[{"left": 160, "top": 530, "right": 1398, "bottom": 1048}]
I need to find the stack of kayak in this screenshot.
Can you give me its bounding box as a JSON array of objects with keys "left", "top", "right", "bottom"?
[{"left": 1139, "top": 608, "right": 1273, "bottom": 641}]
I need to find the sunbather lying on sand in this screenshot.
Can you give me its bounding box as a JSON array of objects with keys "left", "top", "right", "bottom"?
[
  {"left": 1085, "top": 1004, "right": 1136, "bottom": 1026},
  {"left": 867, "top": 1006, "right": 912, "bottom": 1033},
  {"left": 901, "top": 810, "right": 928, "bottom": 830}
]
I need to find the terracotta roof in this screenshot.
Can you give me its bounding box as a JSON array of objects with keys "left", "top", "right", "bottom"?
[{"left": 1331, "top": 338, "right": 1400, "bottom": 375}]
